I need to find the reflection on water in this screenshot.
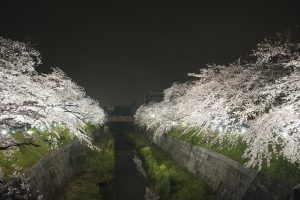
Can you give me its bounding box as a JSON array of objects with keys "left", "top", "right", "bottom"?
[{"left": 132, "top": 152, "right": 147, "bottom": 178}]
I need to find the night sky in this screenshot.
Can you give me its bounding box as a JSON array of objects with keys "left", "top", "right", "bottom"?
[{"left": 0, "top": 1, "right": 299, "bottom": 106}]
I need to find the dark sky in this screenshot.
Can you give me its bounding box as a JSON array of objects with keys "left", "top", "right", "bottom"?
[{"left": 0, "top": 1, "right": 299, "bottom": 106}]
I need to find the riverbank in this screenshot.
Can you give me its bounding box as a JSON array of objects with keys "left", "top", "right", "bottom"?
[
  {"left": 0, "top": 127, "right": 73, "bottom": 180},
  {"left": 59, "top": 127, "right": 115, "bottom": 200},
  {"left": 126, "top": 131, "right": 218, "bottom": 200},
  {"left": 168, "top": 129, "right": 300, "bottom": 199}
]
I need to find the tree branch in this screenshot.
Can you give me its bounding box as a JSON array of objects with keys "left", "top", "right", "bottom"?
[{"left": 0, "top": 142, "right": 41, "bottom": 150}]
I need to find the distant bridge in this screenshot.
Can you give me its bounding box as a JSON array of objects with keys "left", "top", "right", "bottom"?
[{"left": 106, "top": 116, "right": 135, "bottom": 122}]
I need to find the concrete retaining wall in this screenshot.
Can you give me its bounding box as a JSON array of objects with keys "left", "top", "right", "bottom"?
[
  {"left": 24, "top": 142, "right": 83, "bottom": 200},
  {"left": 154, "top": 135, "right": 257, "bottom": 199},
  {"left": 153, "top": 135, "right": 300, "bottom": 200}
]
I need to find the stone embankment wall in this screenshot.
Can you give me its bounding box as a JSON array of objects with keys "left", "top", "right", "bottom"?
[
  {"left": 24, "top": 142, "right": 83, "bottom": 200},
  {"left": 154, "top": 135, "right": 299, "bottom": 200},
  {"left": 153, "top": 135, "right": 257, "bottom": 200}
]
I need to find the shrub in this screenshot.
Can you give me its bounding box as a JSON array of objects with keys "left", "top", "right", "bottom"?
[
  {"left": 140, "top": 146, "right": 152, "bottom": 157},
  {"left": 60, "top": 129, "right": 115, "bottom": 200},
  {"left": 127, "top": 132, "right": 217, "bottom": 200}
]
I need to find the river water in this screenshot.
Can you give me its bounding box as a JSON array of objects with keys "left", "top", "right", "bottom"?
[{"left": 103, "top": 124, "right": 158, "bottom": 200}]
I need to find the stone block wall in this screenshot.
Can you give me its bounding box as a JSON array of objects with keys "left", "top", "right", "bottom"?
[
  {"left": 24, "top": 142, "right": 83, "bottom": 200},
  {"left": 153, "top": 135, "right": 300, "bottom": 200},
  {"left": 154, "top": 135, "right": 257, "bottom": 200}
]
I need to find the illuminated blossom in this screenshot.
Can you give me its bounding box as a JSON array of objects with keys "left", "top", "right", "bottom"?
[
  {"left": 135, "top": 35, "right": 300, "bottom": 169},
  {"left": 0, "top": 37, "right": 105, "bottom": 149}
]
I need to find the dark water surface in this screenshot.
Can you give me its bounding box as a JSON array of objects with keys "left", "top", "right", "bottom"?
[{"left": 103, "top": 124, "right": 149, "bottom": 200}]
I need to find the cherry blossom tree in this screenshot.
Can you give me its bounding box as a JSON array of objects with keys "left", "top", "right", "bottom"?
[
  {"left": 135, "top": 34, "right": 300, "bottom": 169},
  {"left": 0, "top": 37, "right": 106, "bottom": 199},
  {"left": 0, "top": 37, "right": 106, "bottom": 150}
]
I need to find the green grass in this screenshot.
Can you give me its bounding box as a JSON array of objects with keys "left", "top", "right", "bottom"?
[
  {"left": 0, "top": 128, "right": 73, "bottom": 179},
  {"left": 59, "top": 128, "right": 115, "bottom": 200},
  {"left": 0, "top": 124, "right": 115, "bottom": 199},
  {"left": 126, "top": 131, "right": 218, "bottom": 200},
  {"left": 84, "top": 123, "right": 99, "bottom": 137},
  {"left": 169, "top": 129, "right": 247, "bottom": 163},
  {"left": 261, "top": 156, "right": 300, "bottom": 186},
  {"left": 169, "top": 129, "right": 300, "bottom": 187}
]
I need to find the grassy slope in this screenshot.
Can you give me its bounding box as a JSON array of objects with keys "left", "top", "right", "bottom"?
[
  {"left": 0, "top": 124, "right": 115, "bottom": 200},
  {"left": 169, "top": 129, "right": 300, "bottom": 187},
  {"left": 127, "top": 131, "right": 218, "bottom": 200},
  {"left": 169, "top": 129, "right": 247, "bottom": 163},
  {"left": 0, "top": 128, "right": 72, "bottom": 179}
]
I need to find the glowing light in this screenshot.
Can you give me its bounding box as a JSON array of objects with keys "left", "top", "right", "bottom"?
[
  {"left": 240, "top": 127, "right": 247, "bottom": 134},
  {"left": 171, "top": 121, "right": 178, "bottom": 126},
  {"left": 1, "top": 130, "right": 8, "bottom": 135},
  {"left": 26, "top": 130, "right": 35, "bottom": 135},
  {"left": 181, "top": 122, "right": 187, "bottom": 127},
  {"left": 281, "top": 132, "right": 288, "bottom": 138}
]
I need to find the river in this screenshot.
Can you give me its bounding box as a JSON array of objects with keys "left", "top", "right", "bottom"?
[{"left": 103, "top": 124, "right": 157, "bottom": 200}]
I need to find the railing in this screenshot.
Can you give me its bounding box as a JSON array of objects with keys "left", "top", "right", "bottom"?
[{"left": 107, "top": 116, "right": 135, "bottom": 122}]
